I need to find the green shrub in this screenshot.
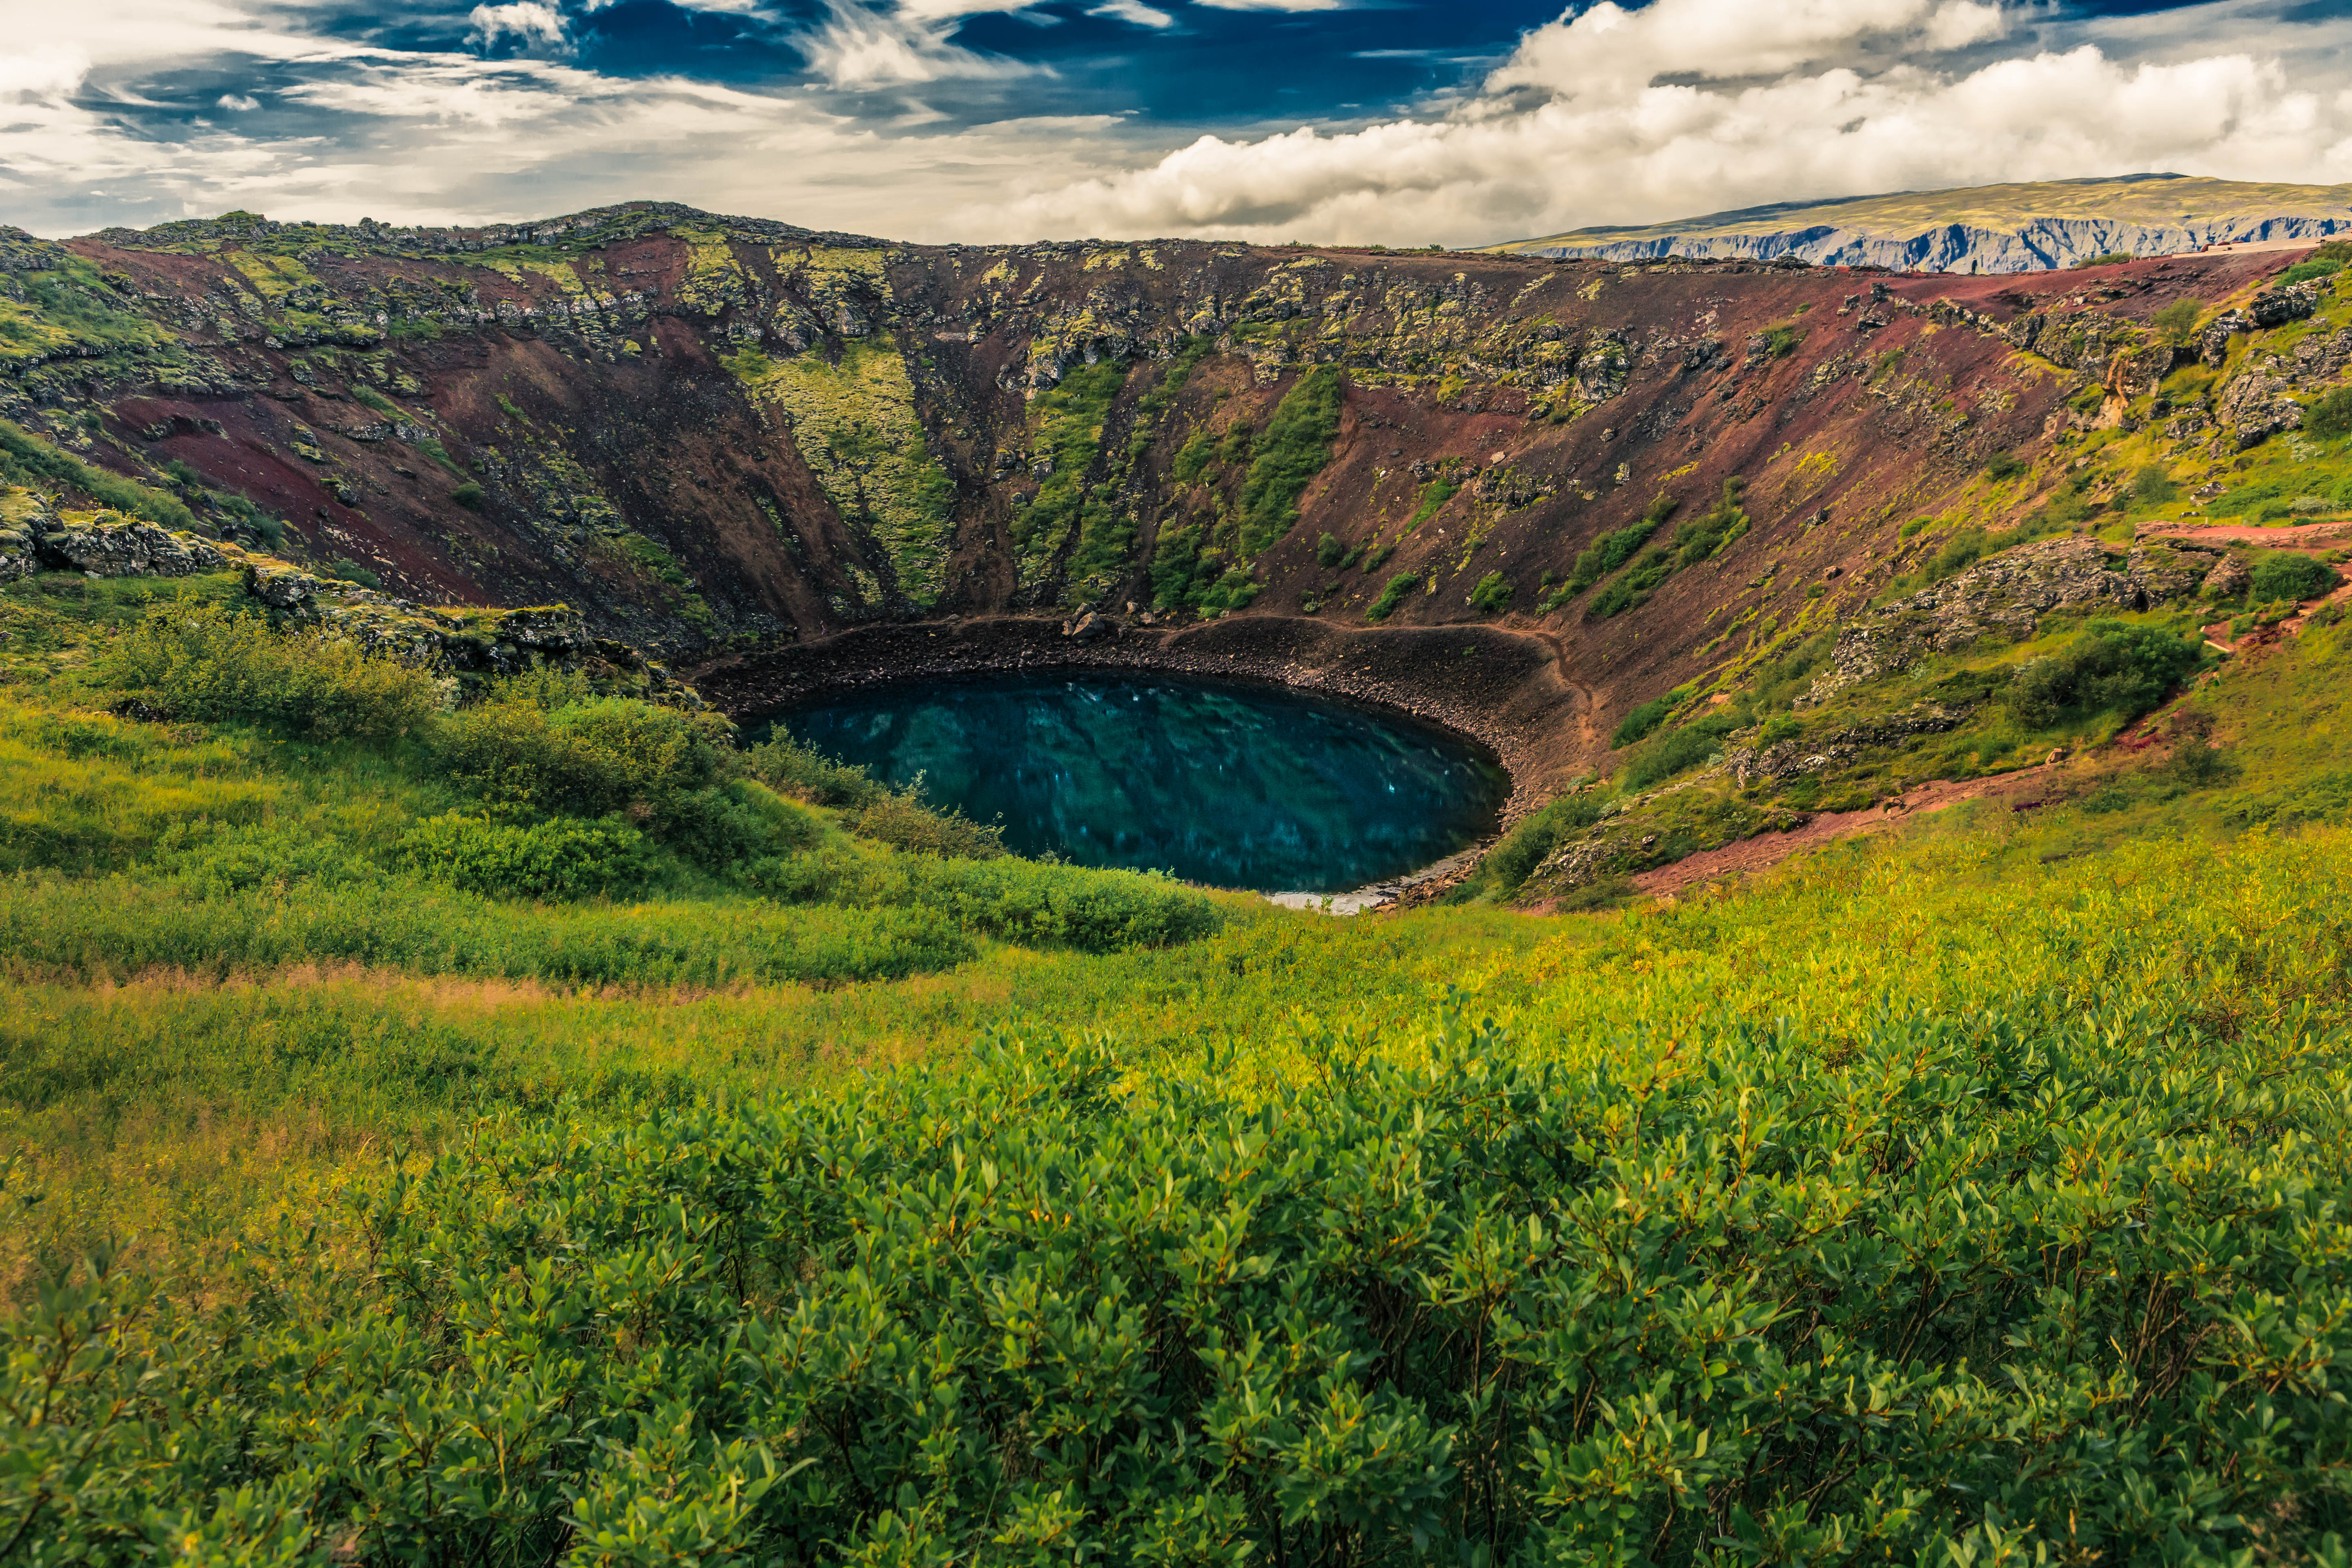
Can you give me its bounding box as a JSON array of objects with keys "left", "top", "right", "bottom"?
[
  {"left": 1612, "top": 691, "right": 1680, "bottom": 748},
  {"left": 1622, "top": 715, "right": 1736, "bottom": 789},
  {"left": 350, "top": 383, "right": 399, "bottom": 415},
  {"left": 739, "top": 731, "right": 888, "bottom": 808},
  {"left": 2279, "top": 259, "right": 2344, "bottom": 288},
  {"left": 102, "top": 604, "right": 445, "bottom": 740},
  {"left": 436, "top": 694, "right": 728, "bottom": 822},
  {"left": 1171, "top": 428, "right": 1217, "bottom": 484},
  {"left": 1984, "top": 451, "right": 2026, "bottom": 482},
  {"left": 1365, "top": 571, "right": 1420, "bottom": 622},
  {"left": 326, "top": 556, "right": 383, "bottom": 590},
  {"left": 2008, "top": 619, "right": 2203, "bottom": 728},
  {"left": 1235, "top": 366, "right": 1342, "bottom": 556},
  {"left": 2152, "top": 298, "right": 2203, "bottom": 343},
  {"left": 842, "top": 791, "right": 1006, "bottom": 860},
  {"left": 1315, "top": 532, "right": 1346, "bottom": 568},
  {"left": 450, "top": 481, "right": 484, "bottom": 509},
  {"left": 1586, "top": 546, "right": 1674, "bottom": 618},
  {"left": 1550, "top": 493, "right": 1676, "bottom": 607},
  {"left": 1466, "top": 791, "right": 1603, "bottom": 896},
  {"left": 2306, "top": 387, "right": 2352, "bottom": 441},
  {"left": 2081, "top": 251, "right": 2134, "bottom": 267},
  {"left": 2249, "top": 551, "right": 2337, "bottom": 603},
  {"left": 1899, "top": 516, "right": 1933, "bottom": 539},
  {"left": 1761, "top": 323, "right": 1803, "bottom": 358},
  {"left": 1467, "top": 571, "right": 1513, "bottom": 615},
  {"left": 403, "top": 813, "right": 651, "bottom": 901},
  {"left": 2131, "top": 464, "right": 2178, "bottom": 505},
  {"left": 1406, "top": 478, "right": 1459, "bottom": 530}
]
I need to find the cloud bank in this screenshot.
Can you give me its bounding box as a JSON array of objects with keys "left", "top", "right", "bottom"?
[
  {"left": 0, "top": 0, "right": 2348, "bottom": 245},
  {"left": 981, "top": 0, "right": 2352, "bottom": 245}
]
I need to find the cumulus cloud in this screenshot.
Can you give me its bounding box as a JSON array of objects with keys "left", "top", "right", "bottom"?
[
  {"left": 973, "top": 0, "right": 2352, "bottom": 245},
  {"left": 466, "top": 2, "right": 574, "bottom": 56}
]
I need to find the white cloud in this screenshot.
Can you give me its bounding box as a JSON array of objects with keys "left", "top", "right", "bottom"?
[
  {"left": 1091, "top": 0, "right": 1174, "bottom": 27},
  {"left": 217, "top": 92, "right": 261, "bottom": 109},
  {"left": 796, "top": 0, "right": 1040, "bottom": 86},
  {"left": 1190, "top": 0, "right": 1343, "bottom": 11},
  {"left": 975, "top": 0, "right": 2352, "bottom": 245},
  {"left": 465, "top": 2, "right": 573, "bottom": 56}
]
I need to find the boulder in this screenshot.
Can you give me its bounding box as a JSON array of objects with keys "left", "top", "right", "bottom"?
[
  {"left": 2200, "top": 555, "right": 2250, "bottom": 600},
  {"left": 2215, "top": 370, "right": 2304, "bottom": 449}
]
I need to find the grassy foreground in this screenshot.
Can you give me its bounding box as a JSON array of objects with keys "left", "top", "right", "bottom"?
[{"left": 9, "top": 573, "right": 2352, "bottom": 1560}]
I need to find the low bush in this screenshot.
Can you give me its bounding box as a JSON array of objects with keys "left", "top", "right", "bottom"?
[
  {"left": 1550, "top": 493, "right": 1675, "bottom": 606},
  {"left": 840, "top": 790, "right": 1006, "bottom": 860},
  {"left": 1464, "top": 791, "right": 1604, "bottom": 896},
  {"left": 2130, "top": 463, "right": 2178, "bottom": 504},
  {"left": 1984, "top": 451, "right": 2026, "bottom": 482},
  {"left": 1365, "top": 571, "right": 1420, "bottom": 622},
  {"left": 403, "top": 813, "right": 651, "bottom": 901},
  {"left": 2305, "top": 386, "right": 2352, "bottom": 441},
  {"left": 436, "top": 693, "right": 729, "bottom": 821},
  {"left": 2280, "top": 258, "right": 2345, "bottom": 288},
  {"left": 2152, "top": 297, "right": 2203, "bottom": 343},
  {"left": 102, "top": 603, "right": 444, "bottom": 740},
  {"left": 2008, "top": 619, "right": 2203, "bottom": 728},
  {"left": 1235, "top": 365, "right": 1342, "bottom": 555},
  {"left": 2250, "top": 550, "right": 2338, "bottom": 603},
  {"left": 1467, "top": 570, "right": 1513, "bottom": 615},
  {"left": 1611, "top": 690, "right": 1681, "bottom": 748},
  {"left": 1622, "top": 714, "right": 1738, "bottom": 790}
]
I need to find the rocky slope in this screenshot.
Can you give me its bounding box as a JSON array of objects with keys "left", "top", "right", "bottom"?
[
  {"left": 1488, "top": 174, "right": 2352, "bottom": 272},
  {"left": 0, "top": 199, "right": 2337, "bottom": 800}
]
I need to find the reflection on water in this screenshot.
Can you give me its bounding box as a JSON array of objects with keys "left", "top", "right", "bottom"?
[{"left": 756, "top": 674, "right": 1508, "bottom": 893}]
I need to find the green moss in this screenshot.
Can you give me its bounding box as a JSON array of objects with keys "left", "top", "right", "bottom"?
[
  {"left": 728, "top": 338, "right": 955, "bottom": 608},
  {"left": 1236, "top": 366, "right": 1342, "bottom": 557},
  {"left": 1407, "top": 478, "right": 1459, "bottom": 530},
  {"left": 1012, "top": 363, "right": 1127, "bottom": 597},
  {"left": 0, "top": 420, "right": 197, "bottom": 532}
]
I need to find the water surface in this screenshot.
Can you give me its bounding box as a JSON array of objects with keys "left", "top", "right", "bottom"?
[{"left": 762, "top": 673, "right": 1507, "bottom": 893}]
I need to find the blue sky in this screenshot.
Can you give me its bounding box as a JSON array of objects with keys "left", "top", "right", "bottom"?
[{"left": 4, "top": 1, "right": 2349, "bottom": 244}]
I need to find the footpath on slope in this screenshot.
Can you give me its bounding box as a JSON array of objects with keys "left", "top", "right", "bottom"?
[{"left": 1615, "top": 767, "right": 2060, "bottom": 902}]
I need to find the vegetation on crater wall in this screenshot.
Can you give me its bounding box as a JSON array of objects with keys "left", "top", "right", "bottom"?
[{"left": 726, "top": 338, "right": 954, "bottom": 608}]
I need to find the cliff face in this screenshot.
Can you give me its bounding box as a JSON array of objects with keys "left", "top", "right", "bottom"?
[{"left": 0, "top": 202, "right": 2317, "bottom": 778}]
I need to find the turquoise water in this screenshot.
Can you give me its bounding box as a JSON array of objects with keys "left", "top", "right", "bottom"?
[{"left": 766, "top": 674, "right": 1508, "bottom": 893}]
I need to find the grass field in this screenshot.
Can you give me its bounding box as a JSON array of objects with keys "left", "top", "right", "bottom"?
[{"left": 10, "top": 558, "right": 2352, "bottom": 1559}]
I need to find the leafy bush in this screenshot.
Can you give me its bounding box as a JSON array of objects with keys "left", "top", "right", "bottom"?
[
  {"left": 1984, "top": 451, "right": 2026, "bottom": 482},
  {"left": 898, "top": 857, "right": 1220, "bottom": 950},
  {"left": 403, "top": 813, "right": 651, "bottom": 901},
  {"left": 1548, "top": 493, "right": 1676, "bottom": 607},
  {"left": 447, "top": 694, "right": 728, "bottom": 817},
  {"left": 1668, "top": 475, "right": 1747, "bottom": 567},
  {"left": 1586, "top": 546, "right": 1674, "bottom": 619},
  {"left": 2249, "top": 550, "right": 2337, "bottom": 603},
  {"left": 1315, "top": 531, "right": 1346, "bottom": 568},
  {"left": 1364, "top": 571, "right": 1420, "bottom": 623},
  {"left": 1467, "top": 571, "right": 1513, "bottom": 615},
  {"left": 2280, "top": 258, "right": 2344, "bottom": 287},
  {"left": 840, "top": 790, "right": 1005, "bottom": 860},
  {"left": 1463, "top": 791, "right": 1604, "bottom": 896},
  {"left": 1612, "top": 690, "right": 1681, "bottom": 748},
  {"left": 1621, "top": 715, "right": 1736, "bottom": 789},
  {"left": 326, "top": 556, "right": 382, "bottom": 590},
  {"left": 2306, "top": 386, "right": 2352, "bottom": 441},
  {"left": 2130, "top": 464, "right": 2178, "bottom": 504},
  {"left": 739, "top": 731, "right": 889, "bottom": 808},
  {"left": 1761, "top": 322, "right": 1803, "bottom": 358},
  {"left": 1236, "top": 365, "right": 1342, "bottom": 556},
  {"left": 1406, "top": 478, "right": 1458, "bottom": 529},
  {"left": 102, "top": 603, "right": 444, "bottom": 740},
  {"left": 2152, "top": 298, "right": 2203, "bottom": 343},
  {"left": 450, "top": 481, "right": 484, "bottom": 508},
  {"left": 2008, "top": 619, "right": 2203, "bottom": 728},
  {"left": 2081, "top": 250, "right": 2134, "bottom": 266}
]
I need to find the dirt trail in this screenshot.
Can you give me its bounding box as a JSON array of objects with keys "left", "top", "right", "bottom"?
[
  {"left": 1624, "top": 766, "right": 2061, "bottom": 900},
  {"left": 2141, "top": 520, "right": 2352, "bottom": 548}
]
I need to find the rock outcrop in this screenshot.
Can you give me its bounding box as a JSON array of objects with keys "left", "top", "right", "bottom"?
[{"left": 1806, "top": 537, "right": 2209, "bottom": 704}]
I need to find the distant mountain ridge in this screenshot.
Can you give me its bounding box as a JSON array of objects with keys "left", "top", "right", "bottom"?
[{"left": 1484, "top": 174, "right": 2352, "bottom": 272}]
